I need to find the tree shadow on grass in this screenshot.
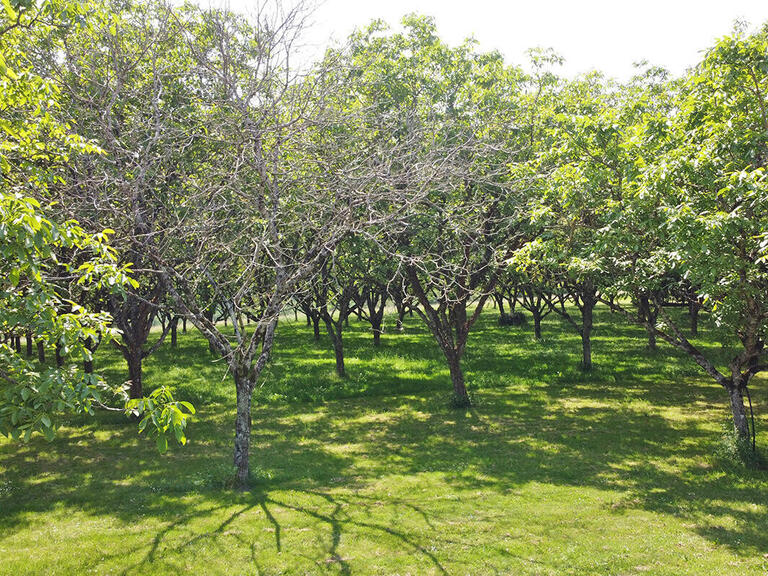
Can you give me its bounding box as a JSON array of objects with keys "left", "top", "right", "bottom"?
[{"left": 1, "top": 306, "right": 767, "bottom": 573}]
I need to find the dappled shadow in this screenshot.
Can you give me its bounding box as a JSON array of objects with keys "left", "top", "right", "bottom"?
[{"left": 1, "top": 305, "right": 767, "bottom": 573}]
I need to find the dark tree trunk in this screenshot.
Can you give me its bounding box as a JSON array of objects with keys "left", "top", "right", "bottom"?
[
  {"left": 25, "top": 332, "right": 33, "bottom": 357},
  {"left": 312, "top": 315, "right": 321, "bottom": 342},
  {"left": 234, "top": 378, "right": 252, "bottom": 489},
  {"left": 317, "top": 283, "right": 353, "bottom": 378},
  {"left": 126, "top": 351, "right": 143, "bottom": 399},
  {"left": 83, "top": 336, "right": 98, "bottom": 374},
  {"left": 447, "top": 352, "right": 468, "bottom": 403},
  {"left": 203, "top": 309, "right": 217, "bottom": 354},
  {"left": 647, "top": 327, "right": 657, "bottom": 350},
  {"left": 638, "top": 295, "right": 657, "bottom": 350},
  {"left": 37, "top": 340, "right": 45, "bottom": 363},
  {"left": 320, "top": 309, "right": 347, "bottom": 378},
  {"left": 728, "top": 382, "right": 749, "bottom": 438},
  {"left": 14, "top": 335, "right": 21, "bottom": 354},
  {"left": 55, "top": 343, "right": 64, "bottom": 367},
  {"left": 182, "top": 317, "right": 187, "bottom": 333},
  {"left": 171, "top": 317, "right": 178, "bottom": 347},
  {"left": 581, "top": 293, "right": 595, "bottom": 371},
  {"left": 396, "top": 309, "right": 405, "bottom": 332},
  {"left": 331, "top": 332, "right": 345, "bottom": 377},
  {"left": 689, "top": 300, "right": 700, "bottom": 337},
  {"left": 366, "top": 290, "right": 387, "bottom": 347},
  {"left": 533, "top": 311, "right": 542, "bottom": 340},
  {"left": 495, "top": 294, "right": 505, "bottom": 318}
]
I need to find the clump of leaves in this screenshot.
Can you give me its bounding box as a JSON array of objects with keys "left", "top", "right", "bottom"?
[{"left": 126, "top": 386, "right": 195, "bottom": 453}]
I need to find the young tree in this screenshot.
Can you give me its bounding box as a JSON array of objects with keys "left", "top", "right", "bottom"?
[
  {"left": 154, "top": 3, "right": 394, "bottom": 487},
  {"left": 313, "top": 252, "right": 359, "bottom": 378}
]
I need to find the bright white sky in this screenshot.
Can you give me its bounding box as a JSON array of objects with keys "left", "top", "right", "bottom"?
[{"left": 211, "top": 0, "right": 768, "bottom": 79}]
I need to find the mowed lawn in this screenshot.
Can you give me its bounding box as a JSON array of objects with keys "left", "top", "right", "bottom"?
[{"left": 1, "top": 306, "right": 767, "bottom": 575}]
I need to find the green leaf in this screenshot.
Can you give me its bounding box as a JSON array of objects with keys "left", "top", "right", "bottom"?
[{"left": 179, "top": 401, "right": 196, "bottom": 414}]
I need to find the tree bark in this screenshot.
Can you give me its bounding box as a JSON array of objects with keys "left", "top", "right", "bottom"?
[
  {"left": 126, "top": 350, "right": 143, "bottom": 399},
  {"left": 312, "top": 315, "right": 321, "bottom": 342},
  {"left": 367, "top": 291, "right": 386, "bottom": 347},
  {"left": 495, "top": 294, "right": 505, "bottom": 317},
  {"left": 689, "top": 300, "right": 700, "bottom": 337},
  {"left": 25, "top": 332, "right": 33, "bottom": 357},
  {"left": 234, "top": 377, "right": 252, "bottom": 489},
  {"left": 171, "top": 317, "right": 178, "bottom": 347},
  {"left": 83, "top": 336, "right": 98, "bottom": 374},
  {"left": 182, "top": 317, "right": 187, "bottom": 333},
  {"left": 533, "top": 311, "right": 542, "bottom": 340},
  {"left": 330, "top": 332, "right": 345, "bottom": 377},
  {"left": 37, "top": 340, "right": 45, "bottom": 363},
  {"left": 203, "top": 309, "right": 217, "bottom": 354},
  {"left": 728, "top": 382, "right": 749, "bottom": 438},
  {"left": 638, "top": 295, "right": 657, "bottom": 350},
  {"left": 581, "top": 294, "right": 595, "bottom": 370},
  {"left": 447, "top": 352, "right": 468, "bottom": 403},
  {"left": 647, "top": 327, "right": 657, "bottom": 350},
  {"left": 396, "top": 309, "right": 405, "bottom": 331}
]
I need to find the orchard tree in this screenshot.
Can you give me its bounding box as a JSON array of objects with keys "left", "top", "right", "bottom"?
[
  {"left": 595, "top": 26, "right": 768, "bottom": 441},
  {"left": 648, "top": 25, "right": 768, "bottom": 440},
  {"left": 35, "top": 0, "right": 199, "bottom": 397},
  {"left": 155, "top": 3, "right": 396, "bottom": 487},
  {"left": 348, "top": 16, "right": 533, "bottom": 406},
  {"left": 0, "top": 0, "right": 192, "bottom": 448},
  {"left": 313, "top": 249, "right": 359, "bottom": 378},
  {"left": 517, "top": 72, "right": 624, "bottom": 367}
]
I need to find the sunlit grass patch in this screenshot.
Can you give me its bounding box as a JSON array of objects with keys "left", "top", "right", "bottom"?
[{"left": 1, "top": 305, "right": 767, "bottom": 575}]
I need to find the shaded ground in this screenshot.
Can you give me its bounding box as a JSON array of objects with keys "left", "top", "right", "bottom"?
[{"left": 1, "top": 306, "right": 767, "bottom": 575}]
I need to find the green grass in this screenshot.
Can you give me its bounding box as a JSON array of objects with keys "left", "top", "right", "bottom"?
[{"left": 1, "top": 306, "right": 768, "bottom": 575}]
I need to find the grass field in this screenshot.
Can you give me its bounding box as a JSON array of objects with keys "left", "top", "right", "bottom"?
[{"left": 1, "top": 306, "right": 767, "bottom": 575}]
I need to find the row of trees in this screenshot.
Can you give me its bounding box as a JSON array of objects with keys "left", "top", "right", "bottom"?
[{"left": 2, "top": 0, "right": 767, "bottom": 487}]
